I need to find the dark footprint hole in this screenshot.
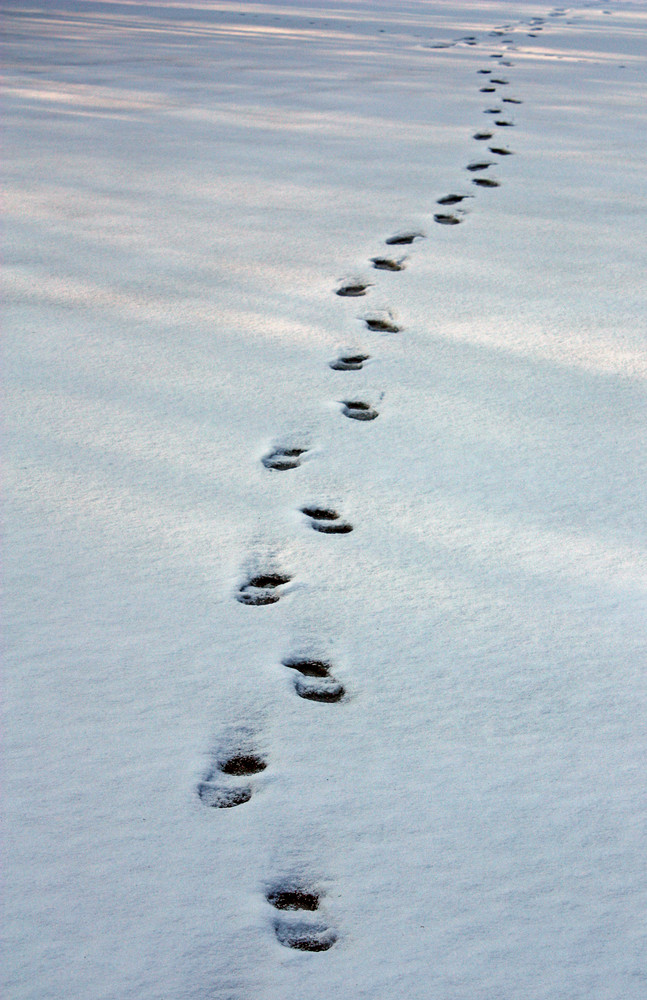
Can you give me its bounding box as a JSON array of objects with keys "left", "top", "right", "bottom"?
[
  {"left": 248, "top": 573, "right": 290, "bottom": 589},
  {"left": 312, "top": 520, "right": 353, "bottom": 535},
  {"left": 336, "top": 283, "right": 371, "bottom": 297},
  {"left": 267, "top": 889, "right": 320, "bottom": 911},
  {"left": 282, "top": 659, "right": 331, "bottom": 678},
  {"left": 197, "top": 784, "right": 252, "bottom": 809},
  {"left": 466, "top": 161, "right": 494, "bottom": 171},
  {"left": 364, "top": 316, "right": 400, "bottom": 332},
  {"left": 342, "top": 400, "right": 378, "bottom": 420},
  {"left": 477, "top": 69, "right": 492, "bottom": 74},
  {"left": 385, "top": 231, "right": 423, "bottom": 246},
  {"left": 473, "top": 131, "right": 494, "bottom": 140},
  {"left": 434, "top": 213, "right": 461, "bottom": 225},
  {"left": 480, "top": 86, "right": 496, "bottom": 92},
  {"left": 484, "top": 108, "right": 502, "bottom": 114},
  {"left": 301, "top": 507, "right": 338, "bottom": 520},
  {"left": 371, "top": 256, "right": 405, "bottom": 271},
  {"left": 437, "top": 194, "right": 470, "bottom": 205},
  {"left": 329, "top": 354, "right": 369, "bottom": 371},
  {"left": 220, "top": 753, "right": 266, "bottom": 776},
  {"left": 489, "top": 78, "right": 509, "bottom": 85},
  {"left": 495, "top": 120, "right": 514, "bottom": 127},
  {"left": 472, "top": 177, "right": 500, "bottom": 187},
  {"left": 503, "top": 97, "right": 523, "bottom": 104},
  {"left": 489, "top": 146, "right": 513, "bottom": 155}
]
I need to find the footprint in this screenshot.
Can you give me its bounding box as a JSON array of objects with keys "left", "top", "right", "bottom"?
[
  {"left": 477, "top": 69, "right": 492, "bottom": 74},
  {"left": 434, "top": 213, "right": 461, "bottom": 225},
  {"left": 282, "top": 657, "right": 345, "bottom": 702},
  {"left": 371, "top": 256, "right": 406, "bottom": 271},
  {"left": 273, "top": 921, "right": 337, "bottom": 952},
  {"left": 219, "top": 753, "right": 266, "bottom": 776},
  {"left": 268, "top": 886, "right": 337, "bottom": 951},
  {"left": 301, "top": 507, "right": 353, "bottom": 534},
  {"left": 384, "top": 231, "right": 424, "bottom": 246},
  {"left": 197, "top": 752, "right": 267, "bottom": 809},
  {"left": 488, "top": 146, "right": 513, "bottom": 155},
  {"left": 267, "top": 887, "right": 320, "bottom": 910},
  {"left": 237, "top": 573, "right": 291, "bottom": 606},
  {"left": 197, "top": 785, "right": 252, "bottom": 809},
  {"left": 502, "top": 97, "right": 523, "bottom": 104},
  {"left": 472, "top": 177, "right": 500, "bottom": 187},
  {"left": 336, "top": 281, "right": 371, "bottom": 297},
  {"left": 262, "top": 446, "right": 308, "bottom": 471},
  {"left": 500, "top": 60, "right": 514, "bottom": 67},
  {"left": 436, "top": 194, "right": 470, "bottom": 205},
  {"left": 484, "top": 108, "right": 502, "bottom": 115},
  {"left": 480, "top": 86, "right": 496, "bottom": 93},
  {"left": 341, "top": 400, "right": 378, "bottom": 421},
  {"left": 489, "top": 77, "right": 509, "bottom": 85},
  {"left": 494, "top": 120, "right": 514, "bottom": 127},
  {"left": 329, "top": 353, "right": 370, "bottom": 371},
  {"left": 466, "top": 160, "right": 494, "bottom": 171},
  {"left": 364, "top": 313, "right": 400, "bottom": 333},
  {"left": 473, "top": 131, "right": 494, "bottom": 140}
]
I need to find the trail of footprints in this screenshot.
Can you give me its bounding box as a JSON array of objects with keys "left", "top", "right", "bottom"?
[{"left": 196, "top": 8, "right": 561, "bottom": 957}]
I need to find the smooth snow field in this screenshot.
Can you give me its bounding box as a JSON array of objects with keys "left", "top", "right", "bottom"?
[{"left": 4, "top": 1, "right": 647, "bottom": 998}]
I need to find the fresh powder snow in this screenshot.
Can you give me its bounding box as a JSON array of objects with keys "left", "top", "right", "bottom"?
[{"left": 4, "top": 2, "right": 647, "bottom": 999}]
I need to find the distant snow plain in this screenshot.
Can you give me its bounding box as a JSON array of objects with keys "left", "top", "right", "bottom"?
[{"left": 4, "top": 2, "right": 647, "bottom": 998}]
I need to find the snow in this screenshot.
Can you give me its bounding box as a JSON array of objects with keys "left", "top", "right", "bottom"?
[{"left": 4, "top": 2, "right": 647, "bottom": 998}]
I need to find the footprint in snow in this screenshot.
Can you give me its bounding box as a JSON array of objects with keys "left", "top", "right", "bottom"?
[
  {"left": 477, "top": 69, "right": 492, "bottom": 74},
  {"left": 502, "top": 97, "right": 523, "bottom": 104},
  {"left": 282, "top": 656, "right": 345, "bottom": 703},
  {"left": 267, "top": 886, "right": 337, "bottom": 951},
  {"left": 336, "top": 281, "right": 371, "bottom": 297},
  {"left": 489, "top": 146, "right": 513, "bottom": 155},
  {"left": 484, "top": 108, "right": 503, "bottom": 115},
  {"left": 436, "top": 194, "right": 471, "bottom": 205},
  {"left": 495, "top": 120, "right": 515, "bottom": 127},
  {"left": 466, "top": 160, "right": 494, "bottom": 171},
  {"left": 384, "top": 231, "right": 424, "bottom": 246},
  {"left": 341, "top": 400, "right": 378, "bottom": 421},
  {"left": 472, "top": 177, "right": 500, "bottom": 188},
  {"left": 489, "top": 77, "right": 509, "bottom": 85},
  {"left": 371, "top": 256, "right": 406, "bottom": 271},
  {"left": 197, "top": 752, "right": 267, "bottom": 809},
  {"left": 473, "top": 131, "right": 494, "bottom": 140},
  {"left": 480, "top": 86, "right": 496, "bottom": 93},
  {"left": 364, "top": 312, "right": 400, "bottom": 332},
  {"left": 237, "top": 573, "right": 291, "bottom": 606},
  {"left": 329, "top": 353, "right": 370, "bottom": 371},
  {"left": 262, "top": 445, "right": 308, "bottom": 471},
  {"left": 301, "top": 506, "right": 353, "bottom": 534},
  {"left": 434, "top": 213, "right": 461, "bottom": 225}
]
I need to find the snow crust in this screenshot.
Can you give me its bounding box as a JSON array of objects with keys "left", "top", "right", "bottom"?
[{"left": 4, "top": 2, "right": 647, "bottom": 998}]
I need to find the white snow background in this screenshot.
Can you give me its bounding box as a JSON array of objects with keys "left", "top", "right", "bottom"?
[{"left": 3, "top": 2, "right": 647, "bottom": 998}]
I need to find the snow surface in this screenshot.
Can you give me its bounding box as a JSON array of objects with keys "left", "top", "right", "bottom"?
[{"left": 4, "top": 2, "right": 647, "bottom": 998}]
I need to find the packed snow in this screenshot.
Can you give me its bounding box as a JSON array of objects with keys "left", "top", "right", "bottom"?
[{"left": 4, "top": 2, "right": 647, "bottom": 998}]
